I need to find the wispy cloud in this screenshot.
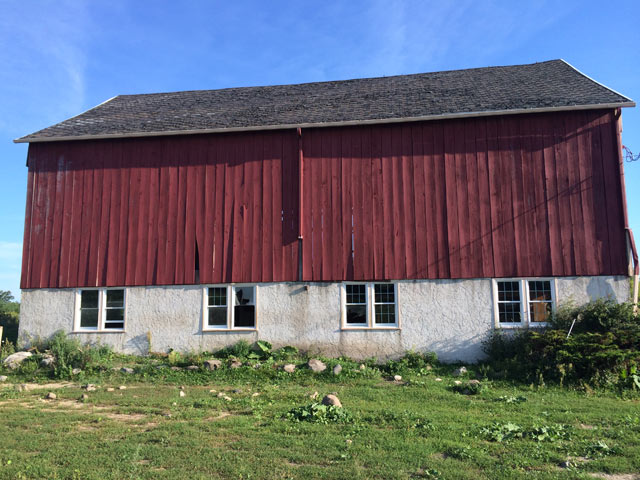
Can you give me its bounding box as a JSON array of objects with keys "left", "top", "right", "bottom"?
[{"left": 0, "top": 1, "right": 91, "bottom": 137}]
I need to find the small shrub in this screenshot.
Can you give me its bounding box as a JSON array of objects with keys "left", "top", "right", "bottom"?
[
  {"left": 482, "top": 299, "right": 640, "bottom": 388},
  {"left": 216, "top": 340, "right": 252, "bottom": 360},
  {"left": 286, "top": 402, "right": 352, "bottom": 424},
  {"left": 0, "top": 339, "right": 16, "bottom": 362},
  {"left": 451, "top": 381, "right": 486, "bottom": 395},
  {"left": 480, "top": 422, "right": 572, "bottom": 443},
  {"left": 168, "top": 350, "right": 182, "bottom": 366},
  {"left": 272, "top": 345, "right": 299, "bottom": 361},
  {"left": 48, "top": 331, "right": 90, "bottom": 378}
]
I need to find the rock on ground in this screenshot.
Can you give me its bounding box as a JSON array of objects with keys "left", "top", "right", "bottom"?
[
  {"left": 40, "top": 355, "right": 55, "bottom": 368},
  {"left": 204, "top": 359, "right": 222, "bottom": 370},
  {"left": 121, "top": 367, "right": 134, "bottom": 374},
  {"left": 321, "top": 394, "right": 342, "bottom": 408},
  {"left": 3, "top": 352, "right": 33, "bottom": 370},
  {"left": 0, "top": 375, "right": 7, "bottom": 382},
  {"left": 452, "top": 366, "right": 468, "bottom": 377},
  {"left": 333, "top": 364, "right": 342, "bottom": 375},
  {"left": 83, "top": 384, "right": 97, "bottom": 392},
  {"left": 393, "top": 375, "right": 402, "bottom": 382},
  {"left": 230, "top": 360, "right": 242, "bottom": 369},
  {"left": 170, "top": 366, "right": 182, "bottom": 371},
  {"left": 308, "top": 359, "right": 327, "bottom": 373},
  {"left": 179, "top": 390, "right": 186, "bottom": 397},
  {"left": 283, "top": 364, "right": 296, "bottom": 373},
  {"left": 72, "top": 368, "right": 82, "bottom": 375},
  {"left": 186, "top": 365, "right": 199, "bottom": 371},
  {"left": 45, "top": 392, "right": 57, "bottom": 400},
  {"left": 453, "top": 380, "right": 463, "bottom": 385}
]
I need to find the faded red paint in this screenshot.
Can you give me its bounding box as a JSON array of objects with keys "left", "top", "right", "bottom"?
[{"left": 20, "top": 109, "right": 629, "bottom": 289}]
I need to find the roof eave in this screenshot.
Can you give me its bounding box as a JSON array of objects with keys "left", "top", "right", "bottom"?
[{"left": 14, "top": 101, "right": 636, "bottom": 144}]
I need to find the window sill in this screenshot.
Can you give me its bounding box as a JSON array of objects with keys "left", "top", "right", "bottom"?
[
  {"left": 341, "top": 326, "right": 400, "bottom": 331},
  {"left": 71, "top": 330, "right": 126, "bottom": 334},
  {"left": 202, "top": 328, "right": 257, "bottom": 333},
  {"left": 496, "top": 323, "right": 548, "bottom": 329}
]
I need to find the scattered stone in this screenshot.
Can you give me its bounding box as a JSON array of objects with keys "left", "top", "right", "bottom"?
[
  {"left": 393, "top": 375, "right": 402, "bottom": 382},
  {"left": 346, "top": 439, "right": 353, "bottom": 445},
  {"left": 186, "top": 365, "right": 199, "bottom": 371},
  {"left": 468, "top": 379, "right": 481, "bottom": 386},
  {"left": 3, "top": 351, "right": 33, "bottom": 370},
  {"left": 217, "top": 392, "right": 226, "bottom": 398},
  {"left": 118, "top": 385, "right": 127, "bottom": 390},
  {"left": 209, "top": 389, "right": 217, "bottom": 393},
  {"left": 425, "top": 365, "right": 433, "bottom": 371},
  {"left": 333, "top": 364, "right": 343, "bottom": 375},
  {"left": 83, "top": 384, "right": 97, "bottom": 392},
  {"left": 0, "top": 375, "right": 7, "bottom": 382},
  {"left": 179, "top": 385, "right": 185, "bottom": 390},
  {"left": 453, "top": 380, "right": 462, "bottom": 386},
  {"left": 232, "top": 389, "right": 242, "bottom": 394},
  {"left": 435, "top": 378, "right": 443, "bottom": 382},
  {"left": 155, "top": 364, "right": 168, "bottom": 370},
  {"left": 359, "top": 364, "right": 366, "bottom": 370},
  {"left": 452, "top": 366, "right": 468, "bottom": 377},
  {"left": 172, "top": 402, "right": 177, "bottom": 406},
  {"left": 79, "top": 394, "right": 89, "bottom": 402},
  {"left": 45, "top": 392, "right": 57, "bottom": 400},
  {"left": 170, "top": 366, "right": 182, "bottom": 371},
  {"left": 252, "top": 392, "right": 260, "bottom": 397},
  {"left": 106, "top": 387, "right": 115, "bottom": 392},
  {"left": 179, "top": 390, "right": 186, "bottom": 398},
  {"left": 72, "top": 368, "right": 82, "bottom": 375},
  {"left": 283, "top": 364, "right": 296, "bottom": 373},
  {"left": 310, "top": 391, "right": 319, "bottom": 400},
  {"left": 308, "top": 359, "right": 327, "bottom": 373},
  {"left": 40, "top": 354, "right": 55, "bottom": 368},
  {"left": 121, "top": 367, "right": 134, "bottom": 374},
  {"left": 230, "top": 360, "right": 242, "bottom": 369},
  {"left": 223, "top": 395, "right": 232, "bottom": 401},
  {"left": 204, "top": 359, "right": 222, "bottom": 370},
  {"left": 321, "top": 394, "right": 342, "bottom": 408}
]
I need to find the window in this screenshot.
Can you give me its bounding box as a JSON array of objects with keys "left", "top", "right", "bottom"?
[
  {"left": 342, "top": 283, "right": 398, "bottom": 329},
  {"left": 204, "top": 285, "right": 257, "bottom": 330},
  {"left": 75, "top": 289, "right": 126, "bottom": 332},
  {"left": 493, "top": 279, "right": 555, "bottom": 328}
]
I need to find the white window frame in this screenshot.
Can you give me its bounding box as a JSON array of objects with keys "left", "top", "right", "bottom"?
[
  {"left": 202, "top": 284, "right": 258, "bottom": 332},
  {"left": 492, "top": 278, "right": 557, "bottom": 329},
  {"left": 74, "top": 288, "right": 126, "bottom": 333},
  {"left": 341, "top": 282, "right": 399, "bottom": 330}
]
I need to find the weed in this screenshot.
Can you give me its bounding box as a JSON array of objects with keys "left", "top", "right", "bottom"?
[
  {"left": 285, "top": 402, "right": 353, "bottom": 424},
  {"left": 495, "top": 395, "right": 527, "bottom": 403}
]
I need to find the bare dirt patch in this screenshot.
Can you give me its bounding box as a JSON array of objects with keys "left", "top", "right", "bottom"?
[
  {"left": 0, "top": 382, "right": 75, "bottom": 391},
  {"left": 205, "top": 412, "right": 232, "bottom": 422}
]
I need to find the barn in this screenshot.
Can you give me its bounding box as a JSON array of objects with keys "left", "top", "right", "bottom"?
[{"left": 15, "top": 59, "right": 637, "bottom": 362}]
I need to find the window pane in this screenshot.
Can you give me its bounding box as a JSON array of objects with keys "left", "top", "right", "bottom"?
[
  {"left": 104, "top": 321, "right": 124, "bottom": 330},
  {"left": 498, "top": 303, "right": 521, "bottom": 323},
  {"left": 106, "top": 308, "right": 124, "bottom": 322},
  {"left": 234, "top": 305, "right": 255, "bottom": 327},
  {"left": 80, "top": 290, "right": 99, "bottom": 309},
  {"left": 208, "top": 307, "right": 227, "bottom": 327},
  {"left": 346, "top": 284, "right": 366, "bottom": 304},
  {"left": 80, "top": 308, "right": 99, "bottom": 328},
  {"left": 374, "top": 303, "right": 396, "bottom": 324},
  {"left": 497, "top": 281, "right": 520, "bottom": 302},
  {"left": 106, "top": 289, "right": 124, "bottom": 308},
  {"left": 208, "top": 287, "right": 227, "bottom": 307},
  {"left": 528, "top": 281, "right": 552, "bottom": 302},
  {"left": 374, "top": 284, "right": 395, "bottom": 303},
  {"left": 530, "top": 301, "right": 552, "bottom": 323},
  {"left": 346, "top": 305, "right": 367, "bottom": 324},
  {"left": 234, "top": 287, "right": 255, "bottom": 306}
]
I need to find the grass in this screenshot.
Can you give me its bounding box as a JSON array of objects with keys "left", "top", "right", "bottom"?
[{"left": 1, "top": 355, "right": 639, "bottom": 479}]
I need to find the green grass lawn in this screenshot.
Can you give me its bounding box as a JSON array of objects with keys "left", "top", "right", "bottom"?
[{"left": 1, "top": 361, "right": 639, "bottom": 480}]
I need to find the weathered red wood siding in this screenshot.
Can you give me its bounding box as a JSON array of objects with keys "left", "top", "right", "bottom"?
[{"left": 20, "top": 109, "right": 629, "bottom": 289}]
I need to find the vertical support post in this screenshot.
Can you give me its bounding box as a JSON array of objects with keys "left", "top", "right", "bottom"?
[{"left": 297, "top": 127, "right": 304, "bottom": 282}]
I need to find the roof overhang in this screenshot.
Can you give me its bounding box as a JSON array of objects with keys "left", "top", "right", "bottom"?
[{"left": 14, "top": 101, "right": 635, "bottom": 144}]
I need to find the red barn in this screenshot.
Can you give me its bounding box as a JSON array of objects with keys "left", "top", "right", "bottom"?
[{"left": 15, "top": 60, "right": 637, "bottom": 361}]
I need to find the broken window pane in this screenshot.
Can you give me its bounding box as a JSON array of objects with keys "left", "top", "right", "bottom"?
[{"left": 346, "top": 304, "right": 367, "bottom": 324}]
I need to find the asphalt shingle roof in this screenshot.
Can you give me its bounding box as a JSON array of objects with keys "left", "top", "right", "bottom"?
[{"left": 15, "top": 59, "right": 634, "bottom": 143}]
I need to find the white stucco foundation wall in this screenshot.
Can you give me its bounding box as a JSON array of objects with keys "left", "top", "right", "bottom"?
[{"left": 19, "top": 275, "right": 629, "bottom": 363}]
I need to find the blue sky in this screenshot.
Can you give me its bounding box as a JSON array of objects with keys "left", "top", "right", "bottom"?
[{"left": 1, "top": 0, "right": 639, "bottom": 298}]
